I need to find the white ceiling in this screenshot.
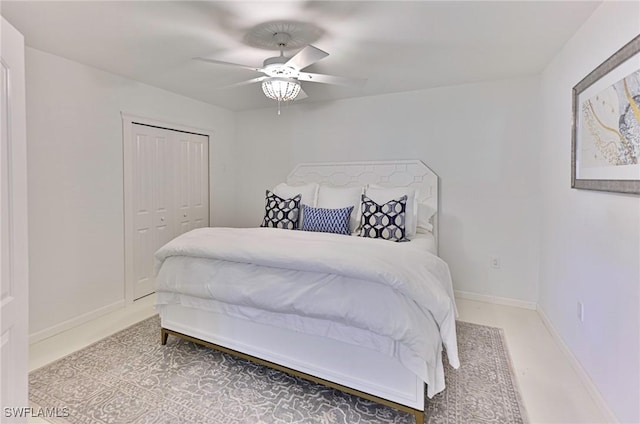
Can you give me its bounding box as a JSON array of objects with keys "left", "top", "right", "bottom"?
[{"left": 2, "top": 1, "right": 600, "bottom": 111}]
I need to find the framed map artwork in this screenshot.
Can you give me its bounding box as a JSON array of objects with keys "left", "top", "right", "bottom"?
[{"left": 572, "top": 34, "right": 640, "bottom": 194}]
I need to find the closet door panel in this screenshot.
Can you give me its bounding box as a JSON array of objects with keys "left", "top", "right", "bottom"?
[
  {"left": 174, "top": 133, "right": 209, "bottom": 234},
  {"left": 126, "top": 122, "right": 209, "bottom": 301},
  {"left": 152, "top": 136, "right": 174, "bottom": 248},
  {"left": 132, "top": 125, "right": 176, "bottom": 299},
  {"left": 189, "top": 134, "right": 209, "bottom": 229},
  {"left": 175, "top": 133, "right": 192, "bottom": 234},
  {"left": 133, "top": 132, "right": 153, "bottom": 231},
  {"left": 132, "top": 129, "right": 156, "bottom": 299}
]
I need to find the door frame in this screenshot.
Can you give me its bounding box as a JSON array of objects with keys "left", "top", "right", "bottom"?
[{"left": 121, "top": 113, "right": 213, "bottom": 304}]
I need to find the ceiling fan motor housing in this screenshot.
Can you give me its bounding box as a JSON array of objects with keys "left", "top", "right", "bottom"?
[{"left": 262, "top": 57, "right": 298, "bottom": 78}]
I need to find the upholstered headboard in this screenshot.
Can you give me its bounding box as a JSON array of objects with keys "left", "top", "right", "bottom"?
[{"left": 287, "top": 160, "right": 439, "bottom": 248}]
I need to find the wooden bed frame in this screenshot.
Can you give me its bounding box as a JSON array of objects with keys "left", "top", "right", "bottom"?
[{"left": 158, "top": 160, "right": 440, "bottom": 424}]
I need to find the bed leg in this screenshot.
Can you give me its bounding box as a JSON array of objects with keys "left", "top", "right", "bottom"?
[
  {"left": 414, "top": 409, "right": 424, "bottom": 424},
  {"left": 161, "top": 328, "right": 168, "bottom": 345}
]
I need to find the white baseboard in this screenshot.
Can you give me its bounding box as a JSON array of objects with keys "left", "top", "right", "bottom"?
[
  {"left": 454, "top": 290, "right": 537, "bottom": 310},
  {"left": 29, "top": 300, "right": 125, "bottom": 344},
  {"left": 537, "top": 306, "right": 618, "bottom": 424}
]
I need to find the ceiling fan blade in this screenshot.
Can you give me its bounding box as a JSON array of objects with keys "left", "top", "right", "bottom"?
[
  {"left": 285, "top": 45, "right": 329, "bottom": 71},
  {"left": 297, "top": 72, "right": 366, "bottom": 87},
  {"left": 296, "top": 88, "right": 308, "bottom": 100},
  {"left": 194, "top": 57, "right": 262, "bottom": 72},
  {"left": 218, "top": 76, "right": 268, "bottom": 89}
]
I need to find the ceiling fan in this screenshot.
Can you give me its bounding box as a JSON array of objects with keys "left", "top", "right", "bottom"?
[{"left": 195, "top": 32, "right": 364, "bottom": 113}]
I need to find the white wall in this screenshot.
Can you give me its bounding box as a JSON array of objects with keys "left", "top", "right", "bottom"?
[
  {"left": 26, "top": 47, "right": 236, "bottom": 336},
  {"left": 538, "top": 2, "right": 640, "bottom": 423},
  {"left": 234, "top": 77, "right": 541, "bottom": 304}
]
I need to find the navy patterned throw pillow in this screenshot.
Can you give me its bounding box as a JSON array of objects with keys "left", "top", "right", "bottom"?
[
  {"left": 359, "top": 194, "right": 408, "bottom": 242},
  {"left": 261, "top": 190, "right": 301, "bottom": 230},
  {"left": 301, "top": 205, "right": 354, "bottom": 235}
]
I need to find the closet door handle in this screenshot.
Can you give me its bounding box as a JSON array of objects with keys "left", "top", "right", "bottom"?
[{"left": 160, "top": 217, "right": 165, "bottom": 222}]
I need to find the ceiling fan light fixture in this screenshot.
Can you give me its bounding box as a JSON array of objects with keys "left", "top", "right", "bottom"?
[{"left": 261, "top": 77, "right": 301, "bottom": 102}]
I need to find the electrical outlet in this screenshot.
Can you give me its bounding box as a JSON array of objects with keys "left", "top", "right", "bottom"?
[
  {"left": 577, "top": 301, "right": 584, "bottom": 322},
  {"left": 490, "top": 256, "right": 501, "bottom": 269}
]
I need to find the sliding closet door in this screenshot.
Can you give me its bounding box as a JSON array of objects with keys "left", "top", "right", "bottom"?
[
  {"left": 175, "top": 132, "right": 209, "bottom": 234},
  {"left": 131, "top": 124, "right": 175, "bottom": 300},
  {"left": 126, "top": 123, "right": 209, "bottom": 301}
]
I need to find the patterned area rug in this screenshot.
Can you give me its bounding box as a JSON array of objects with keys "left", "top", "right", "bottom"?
[{"left": 30, "top": 316, "right": 528, "bottom": 424}]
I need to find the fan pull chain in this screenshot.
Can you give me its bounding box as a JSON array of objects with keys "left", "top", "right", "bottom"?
[{"left": 277, "top": 44, "right": 284, "bottom": 115}]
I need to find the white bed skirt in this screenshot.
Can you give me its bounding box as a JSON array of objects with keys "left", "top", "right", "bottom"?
[{"left": 159, "top": 303, "right": 425, "bottom": 411}]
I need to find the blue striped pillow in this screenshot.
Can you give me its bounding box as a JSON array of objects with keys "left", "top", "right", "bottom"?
[{"left": 301, "top": 205, "right": 354, "bottom": 235}]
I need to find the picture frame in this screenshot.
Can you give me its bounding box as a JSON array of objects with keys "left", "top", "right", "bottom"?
[{"left": 571, "top": 34, "right": 640, "bottom": 194}]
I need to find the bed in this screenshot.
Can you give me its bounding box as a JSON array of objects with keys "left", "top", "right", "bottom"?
[{"left": 154, "top": 160, "right": 459, "bottom": 424}]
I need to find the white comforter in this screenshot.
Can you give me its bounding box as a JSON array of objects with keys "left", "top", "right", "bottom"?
[{"left": 154, "top": 227, "right": 459, "bottom": 397}]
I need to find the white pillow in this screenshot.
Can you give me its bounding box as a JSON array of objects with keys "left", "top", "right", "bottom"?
[
  {"left": 364, "top": 185, "right": 418, "bottom": 237},
  {"left": 417, "top": 202, "right": 437, "bottom": 233},
  {"left": 317, "top": 185, "right": 364, "bottom": 234},
  {"left": 273, "top": 182, "right": 318, "bottom": 207}
]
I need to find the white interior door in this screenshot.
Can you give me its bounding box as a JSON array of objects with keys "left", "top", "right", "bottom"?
[
  {"left": 128, "top": 123, "right": 208, "bottom": 300},
  {"left": 0, "top": 16, "right": 29, "bottom": 421},
  {"left": 175, "top": 132, "right": 209, "bottom": 234},
  {"left": 131, "top": 124, "right": 175, "bottom": 299}
]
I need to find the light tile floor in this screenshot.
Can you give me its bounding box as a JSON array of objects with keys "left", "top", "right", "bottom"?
[
  {"left": 28, "top": 297, "right": 611, "bottom": 423},
  {"left": 456, "top": 298, "right": 609, "bottom": 424}
]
